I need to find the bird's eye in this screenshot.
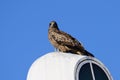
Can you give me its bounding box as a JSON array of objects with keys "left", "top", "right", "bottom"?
[{"left": 49, "top": 23, "right": 51, "bottom": 26}]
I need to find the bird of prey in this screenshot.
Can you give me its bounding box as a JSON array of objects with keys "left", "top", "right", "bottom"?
[{"left": 48, "top": 21, "right": 94, "bottom": 57}]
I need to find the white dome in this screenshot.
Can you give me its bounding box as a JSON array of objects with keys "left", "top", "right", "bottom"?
[{"left": 27, "top": 52, "right": 113, "bottom": 80}]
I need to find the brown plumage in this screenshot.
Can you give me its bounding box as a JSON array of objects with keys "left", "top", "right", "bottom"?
[{"left": 48, "top": 21, "right": 94, "bottom": 57}]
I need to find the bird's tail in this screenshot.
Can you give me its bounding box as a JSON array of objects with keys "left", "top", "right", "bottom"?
[{"left": 84, "top": 50, "right": 94, "bottom": 57}]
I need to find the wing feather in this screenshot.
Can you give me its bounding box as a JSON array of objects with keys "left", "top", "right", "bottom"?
[{"left": 50, "top": 30, "right": 84, "bottom": 50}]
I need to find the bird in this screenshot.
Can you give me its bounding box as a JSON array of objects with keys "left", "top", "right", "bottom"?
[{"left": 48, "top": 21, "right": 94, "bottom": 57}]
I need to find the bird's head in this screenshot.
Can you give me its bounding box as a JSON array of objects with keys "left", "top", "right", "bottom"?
[{"left": 49, "top": 21, "right": 59, "bottom": 30}]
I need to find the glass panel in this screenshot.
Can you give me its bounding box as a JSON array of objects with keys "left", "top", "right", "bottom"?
[
  {"left": 93, "top": 63, "right": 109, "bottom": 80},
  {"left": 79, "top": 63, "right": 93, "bottom": 80}
]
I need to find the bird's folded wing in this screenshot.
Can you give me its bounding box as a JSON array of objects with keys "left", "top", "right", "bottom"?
[{"left": 51, "top": 31, "right": 84, "bottom": 49}]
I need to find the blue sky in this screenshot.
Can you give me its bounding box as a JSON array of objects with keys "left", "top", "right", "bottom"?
[{"left": 0, "top": 0, "right": 120, "bottom": 80}]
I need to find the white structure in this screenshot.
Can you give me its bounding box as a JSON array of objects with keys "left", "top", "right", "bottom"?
[{"left": 27, "top": 52, "right": 113, "bottom": 80}]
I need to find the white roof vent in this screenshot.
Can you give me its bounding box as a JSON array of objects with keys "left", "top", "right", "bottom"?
[{"left": 27, "top": 52, "right": 113, "bottom": 80}]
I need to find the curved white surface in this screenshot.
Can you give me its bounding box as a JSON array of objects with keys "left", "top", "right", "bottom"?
[
  {"left": 27, "top": 52, "right": 86, "bottom": 80},
  {"left": 26, "top": 52, "right": 112, "bottom": 80}
]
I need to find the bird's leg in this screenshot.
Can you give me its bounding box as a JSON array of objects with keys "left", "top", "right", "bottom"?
[{"left": 54, "top": 48, "right": 60, "bottom": 52}]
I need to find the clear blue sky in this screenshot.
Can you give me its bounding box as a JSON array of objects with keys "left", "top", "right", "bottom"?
[{"left": 0, "top": 0, "right": 120, "bottom": 80}]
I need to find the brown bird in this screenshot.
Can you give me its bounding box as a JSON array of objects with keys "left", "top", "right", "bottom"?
[{"left": 48, "top": 21, "right": 94, "bottom": 57}]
